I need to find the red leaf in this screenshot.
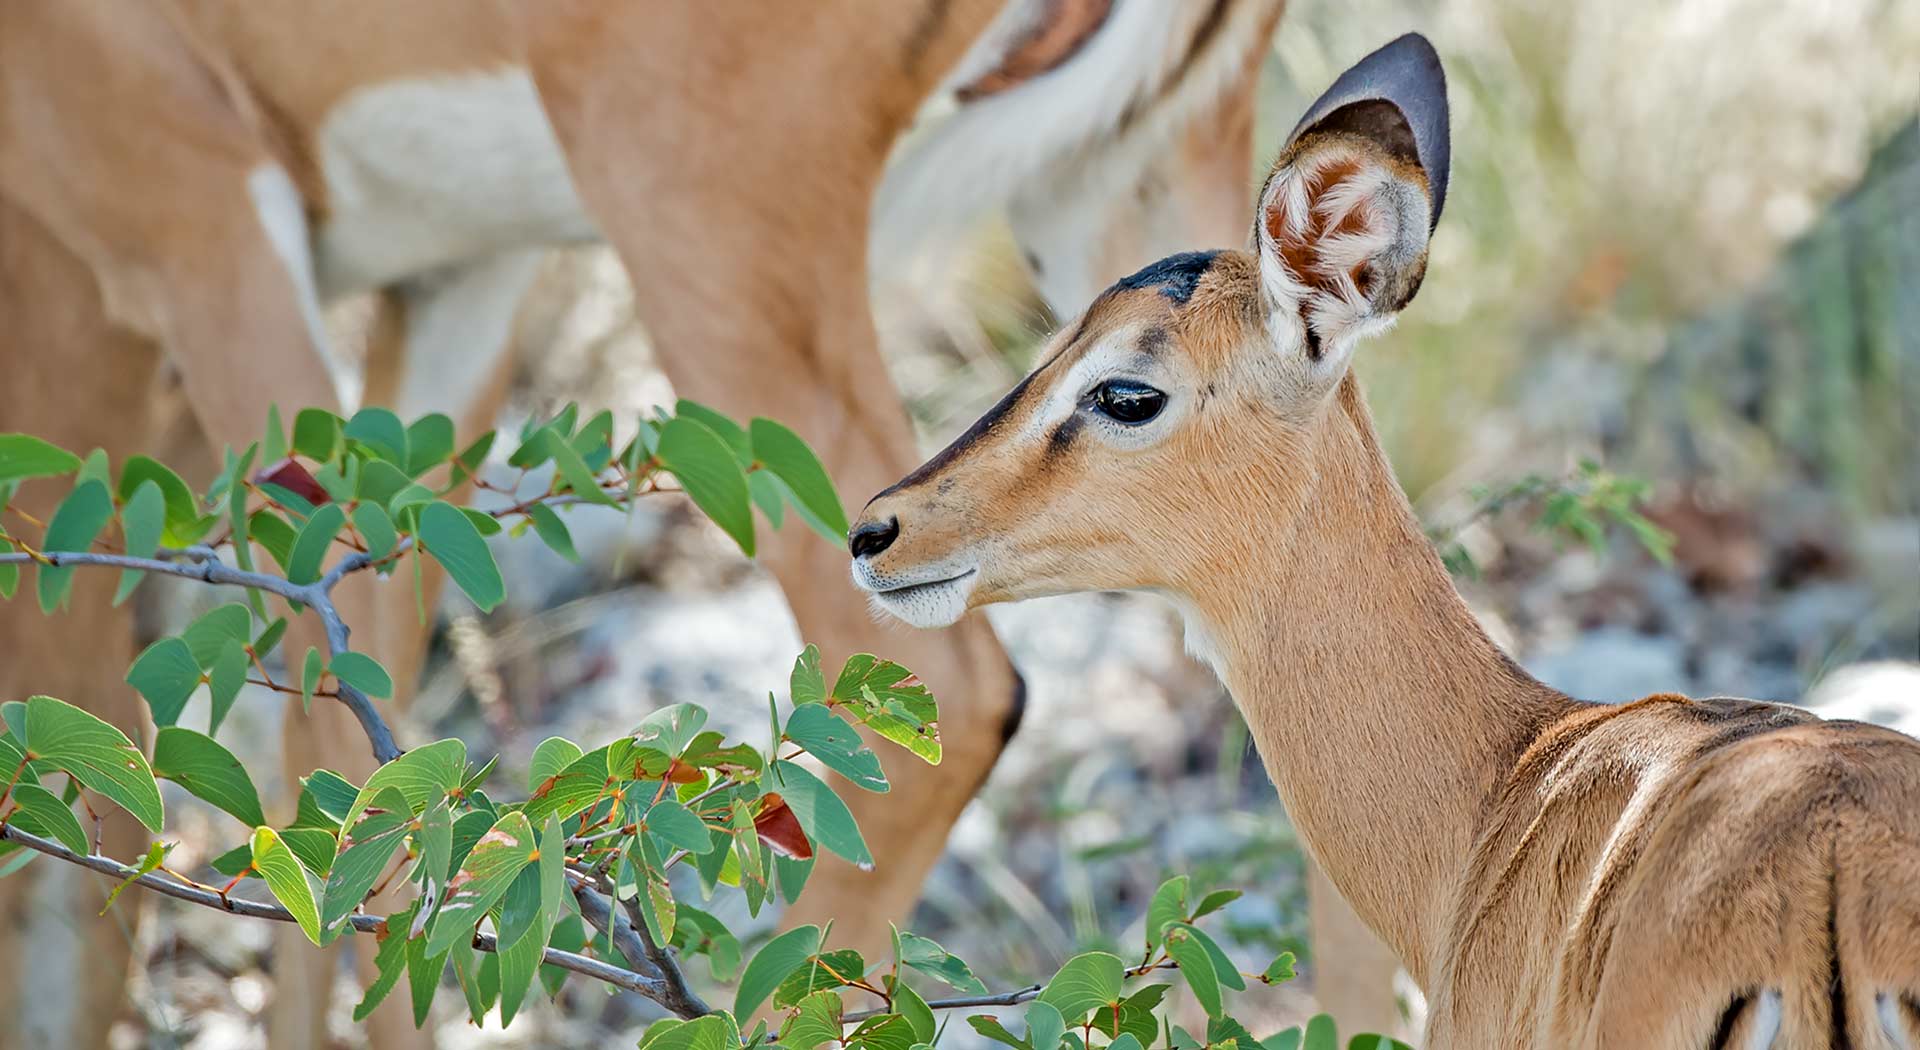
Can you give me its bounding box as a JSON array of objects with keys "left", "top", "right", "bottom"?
[
  {"left": 752, "top": 794, "right": 812, "bottom": 860},
  {"left": 255, "top": 457, "right": 330, "bottom": 506}
]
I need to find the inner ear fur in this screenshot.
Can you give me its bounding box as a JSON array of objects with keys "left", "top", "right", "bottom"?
[{"left": 1256, "top": 102, "right": 1436, "bottom": 356}]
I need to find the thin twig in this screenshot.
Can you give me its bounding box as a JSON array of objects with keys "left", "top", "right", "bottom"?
[
  {"left": 0, "top": 822, "right": 668, "bottom": 1000},
  {"left": 0, "top": 548, "right": 401, "bottom": 763}
]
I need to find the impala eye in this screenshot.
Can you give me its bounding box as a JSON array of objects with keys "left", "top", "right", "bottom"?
[{"left": 1090, "top": 380, "right": 1167, "bottom": 425}]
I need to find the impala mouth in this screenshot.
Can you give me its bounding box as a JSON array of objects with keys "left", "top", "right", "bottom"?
[{"left": 852, "top": 564, "right": 980, "bottom": 628}]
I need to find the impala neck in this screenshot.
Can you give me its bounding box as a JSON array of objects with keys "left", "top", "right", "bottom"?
[{"left": 1187, "top": 378, "right": 1579, "bottom": 984}]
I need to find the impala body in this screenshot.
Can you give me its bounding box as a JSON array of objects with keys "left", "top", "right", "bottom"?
[{"left": 851, "top": 35, "right": 1920, "bottom": 1049}]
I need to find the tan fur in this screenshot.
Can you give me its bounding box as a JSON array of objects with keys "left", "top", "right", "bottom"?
[
  {"left": 0, "top": 2, "right": 1341, "bottom": 1045},
  {"left": 854, "top": 114, "right": 1920, "bottom": 1045}
]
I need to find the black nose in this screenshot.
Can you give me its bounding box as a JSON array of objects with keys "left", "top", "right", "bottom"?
[{"left": 849, "top": 516, "right": 900, "bottom": 559}]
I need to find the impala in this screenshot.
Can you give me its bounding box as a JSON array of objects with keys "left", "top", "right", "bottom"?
[
  {"left": 0, "top": 3, "right": 1438, "bottom": 1047},
  {"left": 850, "top": 34, "right": 1920, "bottom": 1048}
]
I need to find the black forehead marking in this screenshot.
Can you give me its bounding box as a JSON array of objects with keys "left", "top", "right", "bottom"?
[{"left": 1110, "top": 250, "right": 1221, "bottom": 305}]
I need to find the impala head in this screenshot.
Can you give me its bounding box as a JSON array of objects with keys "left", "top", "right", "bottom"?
[{"left": 851, "top": 34, "right": 1450, "bottom": 628}]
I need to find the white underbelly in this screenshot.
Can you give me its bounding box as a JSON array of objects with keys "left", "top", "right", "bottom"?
[{"left": 312, "top": 67, "right": 601, "bottom": 297}]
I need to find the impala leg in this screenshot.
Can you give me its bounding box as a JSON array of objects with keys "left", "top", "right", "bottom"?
[
  {"left": 626, "top": 251, "right": 1019, "bottom": 958},
  {"left": 269, "top": 254, "right": 536, "bottom": 1050},
  {"left": 0, "top": 194, "right": 165, "bottom": 1050}
]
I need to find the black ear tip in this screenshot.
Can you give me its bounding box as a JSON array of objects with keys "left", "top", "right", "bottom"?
[{"left": 1286, "top": 32, "right": 1452, "bottom": 228}]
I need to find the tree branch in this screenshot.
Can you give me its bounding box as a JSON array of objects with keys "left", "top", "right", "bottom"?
[
  {"left": 0, "top": 548, "right": 401, "bottom": 763},
  {"left": 606, "top": 872, "right": 712, "bottom": 1017},
  {"left": 0, "top": 822, "right": 666, "bottom": 1000}
]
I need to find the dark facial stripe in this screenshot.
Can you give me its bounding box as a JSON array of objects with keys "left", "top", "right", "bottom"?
[
  {"left": 1111, "top": 250, "right": 1221, "bottom": 305},
  {"left": 1045, "top": 413, "right": 1084, "bottom": 457},
  {"left": 872, "top": 367, "right": 1042, "bottom": 501}
]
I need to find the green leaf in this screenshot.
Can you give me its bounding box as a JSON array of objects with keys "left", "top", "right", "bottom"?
[
  {"left": 1261, "top": 951, "right": 1296, "bottom": 985},
  {"left": 297, "top": 769, "right": 359, "bottom": 827},
  {"left": 329, "top": 651, "right": 393, "bottom": 700},
  {"left": 416, "top": 802, "right": 454, "bottom": 886},
  {"left": 282, "top": 827, "right": 339, "bottom": 876},
  {"left": 1037, "top": 951, "right": 1124, "bottom": 1023},
  {"left": 254, "top": 827, "right": 324, "bottom": 944},
  {"left": 0, "top": 434, "right": 81, "bottom": 482},
  {"left": 112, "top": 481, "right": 166, "bottom": 605},
  {"left": 1147, "top": 875, "right": 1190, "bottom": 947},
  {"left": 495, "top": 900, "right": 545, "bottom": 1026},
  {"left": 640, "top": 1014, "right": 741, "bottom": 1050},
  {"left": 750, "top": 417, "right": 849, "bottom": 540},
  {"left": 673, "top": 401, "right": 751, "bottom": 465},
  {"left": 657, "top": 417, "right": 754, "bottom": 555},
  {"left": 322, "top": 788, "right": 412, "bottom": 929},
  {"left": 292, "top": 409, "right": 341, "bottom": 461},
  {"left": 748, "top": 471, "right": 787, "bottom": 528},
  {"left": 790, "top": 645, "right": 828, "bottom": 706},
  {"left": 780, "top": 989, "right": 846, "bottom": 1050},
  {"left": 1164, "top": 924, "right": 1222, "bottom": 1018},
  {"left": 735, "top": 923, "right": 822, "bottom": 1017},
  {"left": 125, "top": 637, "right": 203, "bottom": 727},
  {"left": 6, "top": 782, "right": 87, "bottom": 855},
  {"left": 645, "top": 798, "right": 715, "bottom": 855},
  {"left": 24, "top": 695, "right": 163, "bottom": 831},
  {"left": 1183, "top": 923, "right": 1245, "bottom": 991},
  {"left": 890, "top": 974, "right": 937, "bottom": 1043},
  {"left": 773, "top": 948, "right": 866, "bottom": 1008},
  {"left": 406, "top": 934, "right": 449, "bottom": 1027},
  {"left": 1025, "top": 1000, "right": 1067, "bottom": 1050},
  {"left": 37, "top": 480, "right": 114, "bottom": 612},
  {"left": 178, "top": 605, "right": 252, "bottom": 673},
  {"left": 345, "top": 738, "right": 466, "bottom": 826},
  {"left": 1344, "top": 1035, "right": 1412, "bottom": 1050},
  {"left": 1091, "top": 984, "right": 1169, "bottom": 1044},
  {"left": 1193, "top": 889, "right": 1241, "bottom": 920},
  {"left": 1208, "top": 1014, "right": 1260, "bottom": 1050},
  {"left": 526, "top": 736, "right": 582, "bottom": 790},
  {"left": 353, "top": 905, "right": 414, "bottom": 1022},
  {"left": 772, "top": 760, "right": 871, "bottom": 869},
  {"left": 784, "top": 704, "right": 887, "bottom": 793},
  {"left": 849, "top": 1013, "right": 920, "bottom": 1050},
  {"left": 301, "top": 647, "right": 324, "bottom": 712},
  {"left": 249, "top": 510, "right": 297, "bottom": 572},
  {"left": 495, "top": 861, "right": 546, "bottom": 950},
  {"left": 351, "top": 503, "right": 397, "bottom": 561},
  {"left": 525, "top": 502, "right": 578, "bottom": 562},
  {"left": 404, "top": 413, "right": 455, "bottom": 477},
  {"left": 542, "top": 429, "right": 615, "bottom": 506},
  {"left": 425, "top": 810, "right": 537, "bottom": 957},
  {"left": 897, "top": 931, "right": 988, "bottom": 995},
  {"left": 287, "top": 503, "right": 347, "bottom": 585},
  {"left": 100, "top": 841, "right": 171, "bottom": 913},
  {"left": 967, "top": 1015, "right": 1033, "bottom": 1050},
  {"left": 345, "top": 407, "right": 408, "bottom": 465},
  {"left": 1303, "top": 1015, "right": 1337, "bottom": 1050},
  {"left": 418, "top": 501, "right": 504, "bottom": 612},
  {"left": 117, "top": 455, "right": 207, "bottom": 546},
  {"left": 152, "top": 727, "right": 265, "bottom": 827}
]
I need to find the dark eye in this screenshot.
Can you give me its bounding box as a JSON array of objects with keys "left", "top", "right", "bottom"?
[{"left": 1090, "top": 380, "right": 1167, "bottom": 425}]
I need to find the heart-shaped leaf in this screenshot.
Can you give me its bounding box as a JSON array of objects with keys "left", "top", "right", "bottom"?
[
  {"left": 23, "top": 695, "right": 163, "bottom": 831},
  {"left": 152, "top": 727, "right": 265, "bottom": 827}
]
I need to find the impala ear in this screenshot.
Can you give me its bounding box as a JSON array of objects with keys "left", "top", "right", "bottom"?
[{"left": 1254, "top": 33, "right": 1449, "bottom": 365}]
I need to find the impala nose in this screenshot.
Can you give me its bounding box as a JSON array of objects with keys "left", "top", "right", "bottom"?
[{"left": 848, "top": 516, "right": 900, "bottom": 559}]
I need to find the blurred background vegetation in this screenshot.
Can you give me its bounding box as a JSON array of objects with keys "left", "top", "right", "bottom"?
[{"left": 107, "top": 0, "right": 1920, "bottom": 1044}]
